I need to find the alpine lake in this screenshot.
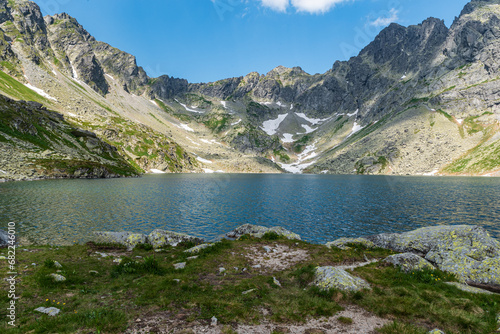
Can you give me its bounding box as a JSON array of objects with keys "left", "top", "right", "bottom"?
[{"left": 1, "top": 174, "right": 499, "bottom": 245}]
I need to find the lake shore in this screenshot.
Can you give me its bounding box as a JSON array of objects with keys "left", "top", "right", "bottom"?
[{"left": 1, "top": 224, "right": 499, "bottom": 334}]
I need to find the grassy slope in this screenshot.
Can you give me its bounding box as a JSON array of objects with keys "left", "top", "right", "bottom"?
[{"left": 0, "top": 237, "right": 498, "bottom": 334}]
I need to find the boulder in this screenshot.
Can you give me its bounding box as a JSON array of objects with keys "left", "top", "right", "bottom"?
[
  {"left": 50, "top": 274, "right": 66, "bottom": 282},
  {"left": 367, "top": 225, "right": 500, "bottom": 286},
  {"left": 93, "top": 231, "right": 147, "bottom": 250},
  {"left": 184, "top": 243, "right": 215, "bottom": 254},
  {"left": 313, "top": 267, "right": 371, "bottom": 292},
  {"left": 383, "top": 253, "right": 435, "bottom": 273},
  {"left": 444, "top": 282, "right": 493, "bottom": 295},
  {"left": 326, "top": 237, "right": 375, "bottom": 250},
  {"left": 0, "top": 230, "right": 9, "bottom": 247},
  {"left": 366, "top": 225, "right": 500, "bottom": 259},
  {"left": 226, "top": 224, "right": 301, "bottom": 240},
  {"left": 148, "top": 229, "right": 203, "bottom": 248}
]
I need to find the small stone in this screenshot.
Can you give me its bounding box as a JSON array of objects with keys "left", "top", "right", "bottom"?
[
  {"left": 50, "top": 273, "right": 66, "bottom": 282},
  {"left": 31, "top": 263, "right": 36, "bottom": 266},
  {"left": 35, "top": 307, "right": 60, "bottom": 316},
  {"left": 135, "top": 256, "right": 142, "bottom": 258},
  {"left": 173, "top": 279, "right": 181, "bottom": 283},
  {"left": 113, "top": 258, "right": 122, "bottom": 264},
  {"left": 184, "top": 243, "right": 215, "bottom": 254},
  {"left": 89, "top": 270, "right": 99, "bottom": 275},
  {"left": 263, "top": 246, "right": 272, "bottom": 253},
  {"left": 96, "top": 252, "right": 108, "bottom": 257},
  {"left": 154, "top": 249, "right": 164, "bottom": 253},
  {"left": 174, "top": 262, "right": 186, "bottom": 270},
  {"left": 219, "top": 267, "right": 226, "bottom": 273},
  {"left": 252, "top": 264, "right": 261, "bottom": 269},
  {"left": 242, "top": 289, "right": 256, "bottom": 295},
  {"left": 56, "top": 270, "right": 62, "bottom": 273},
  {"left": 428, "top": 329, "right": 445, "bottom": 334},
  {"left": 234, "top": 267, "right": 239, "bottom": 271},
  {"left": 53, "top": 261, "right": 62, "bottom": 268},
  {"left": 273, "top": 277, "right": 282, "bottom": 287},
  {"left": 186, "top": 256, "right": 198, "bottom": 260},
  {"left": 211, "top": 316, "right": 218, "bottom": 326},
  {"left": 136, "top": 318, "right": 141, "bottom": 322}
]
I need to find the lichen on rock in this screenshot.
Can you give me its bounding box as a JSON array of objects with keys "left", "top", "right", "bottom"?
[
  {"left": 384, "top": 253, "right": 435, "bottom": 273},
  {"left": 93, "top": 231, "right": 147, "bottom": 250},
  {"left": 225, "top": 224, "right": 301, "bottom": 240},
  {"left": 326, "top": 237, "right": 375, "bottom": 250},
  {"left": 313, "top": 266, "right": 371, "bottom": 292},
  {"left": 148, "top": 229, "right": 203, "bottom": 248}
]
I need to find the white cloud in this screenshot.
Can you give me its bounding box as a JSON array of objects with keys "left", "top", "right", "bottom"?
[
  {"left": 260, "top": 0, "right": 289, "bottom": 12},
  {"left": 369, "top": 8, "right": 399, "bottom": 27},
  {"left": 259, "top": 0, "right": 351, "bottom": 14},
  {"left": 291, "top": 0, "right": 348, "bottom": 14}
]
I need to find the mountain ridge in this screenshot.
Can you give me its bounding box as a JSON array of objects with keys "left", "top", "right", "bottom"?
[{"left": 0, "top": 0, "right": 499, "bottom": 179}]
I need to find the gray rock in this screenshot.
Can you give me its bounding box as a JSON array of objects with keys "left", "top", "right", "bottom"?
[
  {"left": 444, "top": 282, "right": 493, "bottom": 295},
  {"left": 326, "top": 237, "right": 376, "bottom": 250},
  {"left": 211, "top": 316, "right": 218, "bottom": 326},
  {"left": 273, "top": 277, "right": 282, "bottom": 287},
  {"left": 383, "top": 253, "right": 436, "bottom": 273},
  {"left": 49, "top": 274, "right": 66, "bottom": 282},
  {"left": 428, "top": 330, "right": 445, "bottom": 334},
  {"left": 314, "top": 267, "right": 371, "bottom": 292},
  {"left": 93, "top": 231, "right": 147, "bottom": 250},
  {"left": 35, "top": 307, "right": 60, "bottom": 316},
  {"left": 174, "top": 262, "right": 186, "bottom": 270},
  {"left": 148, "top": 229, "right": 203, "bottom": 248},
  {"left": 186, "top": 256, "right": 198, "bottom": 260},
  {"left": 242, "top": 289, "right": 256, "bottom": 295},
  {"left": 226, "top": 224, "right": 301, "bottom": 240},
  {"left": 53, "top": 261, "right": 62, "bottom": 268},
  {"left": 184, "top": 243, "right": 214, "bottom": 254},
  {"left": 0, "top": 230, "right": 10, "bottom": 247},
  {"left": 219, "top": 267, "right": 226, "bottom": 273},
  {"left": 366, "top": 225, "right": 500, "bottom": 259}
]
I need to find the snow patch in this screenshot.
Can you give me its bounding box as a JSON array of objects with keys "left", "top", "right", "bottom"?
[
  {"left": 321, "top": 170, "right": 329, "bottom": 174},
  {"left": 196, "top": 156, "right": 213, "bottom": 164},
  {"left": 278, "top": 141, "right": 319, "bottom": 174},
  {"left": 276, "top": 101, "right": 283, "bottom": 107},
  {"left": 200, "top": 139, "right": 223, "bottom": 146},
  {"left": 202, "top": 168, "right": 214, "bottom": 174},
  {"left": 176, "top": 123, "right": 194, "bottom": 132},
  {"left": 150, "top": 100, "right": 158, "bottom": 106},
  {"left": 221, "top": 101, "right": 227, "bottom": 108},
  {"left": 71, "top": 64, "right": 78, "bottom": 79},
  {"left": 295, "top": 113, "right": 330, "bottom": 125},
  {"left": 186, "top": 137, "right": 200, "bottom": 146},
  {"left": 401, "top": 75, "right": 407, "bottom": 79},
  {"left": 346, "top": 122, "right": 364, "bottom": 138},
  {"left": 150, "top": 169, "right": 166, "bottom": 174},
  {"left": 347, "top": 109, "right": 359, "bottom": 117},
  {"left": 290, "top": 104, "right": 294, "bottom": 110},
  {"left": 231, "top": 119, "right": 242, "bottom": 126},
  {"left": 423, "top": 170, "right": 439, "bottom": 176},
  {"left": 260, "top": 113, "right": 288, "bottom": 136},
  {"left": 67, "top": 112, "right": 77, "bottom": 117},
  {"left": 105, "top": 74, "right": 115, "bottom": 81},
  {"left": 24, "top": 83, "right": 57, "bottom": 101},
  {"left": 281, "top": 133, "right": 295, "bottom": 143},
  {"left": 300, "top": 124, "right": 318, "bottom": 134},
  {"left": 457, "top": 118, "right": 464, "bottom": 125},
  {"left": 176, "top": 99, "right": 204, "bottom": 114}
]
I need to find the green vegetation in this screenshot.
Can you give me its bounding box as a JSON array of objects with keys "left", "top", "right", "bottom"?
[
  {"left": 203, "top": 115, "right": 228, "bottom": 133},
  {"left": 1, "top": 237, "right": 498, "bottom": 333},
  {"left": 0, "top": 70, "right": 51, "bottom": 104},
  {"left": 273, "top": 150, "right": 290, "bottom": 162}
]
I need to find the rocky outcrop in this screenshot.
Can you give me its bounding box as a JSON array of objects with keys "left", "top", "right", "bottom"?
[
  {"left": 313, "top": 267, "right": 371, "bottom": 292},
  {"left": 0, "top": 229, "right": 9, "bottom": 247},
  {"left": 148, "top": 229, "right": 204, "bottom": 248},
  {"left": 326, "top": 237, "right": 376, "bottom": 250},
  {"left": 184, "top": 243, "right": 215, "bottom": 254},
  {"left": 226, "top": 224, "right": 302, "bottom": 240},
  {"left": 368, "top": 225, "right": 500, "bottom": 285},
  {"left": 383, "top": 253, "right": 436, "bottom": 273},
  {"left": 93, "top": 231, "right": 147, "bottom": 250}
]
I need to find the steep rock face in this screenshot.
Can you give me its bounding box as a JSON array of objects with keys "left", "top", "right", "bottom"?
[
  {"left": 45, "top": 13, "right": 109, "bottom": 95},
  {"left": 149, "top": 75, "right": 189, "bottom": 100}
]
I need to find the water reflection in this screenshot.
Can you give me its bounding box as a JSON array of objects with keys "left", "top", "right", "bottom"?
[{"left": 0, "top": 174, "right": 499, "bottom": 245}]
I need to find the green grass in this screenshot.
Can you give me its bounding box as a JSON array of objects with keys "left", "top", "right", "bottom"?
[
  {"left": 0, "top": 70, "right": 50, "bottom": 104},
  {"left": 1, "top": 238, "right": 498, "bottom": 333}
]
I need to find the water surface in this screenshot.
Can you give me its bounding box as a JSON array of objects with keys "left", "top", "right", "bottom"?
[{"left": 0, "top": 174, "right": 499, "bottom": 245}]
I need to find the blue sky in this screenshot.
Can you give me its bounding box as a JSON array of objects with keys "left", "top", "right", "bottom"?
[{"left": 39, "top": 0, "right": 470, "bottom": 83}]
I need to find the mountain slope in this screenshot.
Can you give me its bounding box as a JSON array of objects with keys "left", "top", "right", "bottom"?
[{"left": 1, "top": 0, "right": 499, "bottom": 178}]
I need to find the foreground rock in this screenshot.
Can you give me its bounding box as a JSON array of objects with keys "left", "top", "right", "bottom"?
[
  {"left": 368, "top": 225, "right": 500, "bottom": 285},
  {"left": 444, "top": 282, "right": 493, "bottom": 295},
  {"left": 148, "top": 229, "right": 203, "bottom": 248},
  {"left": 0, "top": 230, "right": 9, "bottom": 247},
  {"left": 226, "top": 224, "right": 301, "bottom": 240},
  {"left": 35, "top": 307, "right": 60, "bottom": 316},
  {"left": 326, "top": 237, "right": 375, "bottom": 250},
  {"left": 383, "top": 253, "right": 435, "bottom": 273},
  {"left": 314, "top": 267, "right": 371, "bottom": 292},
  {"left": 184, "top": 243, "right": 215, "bottom": 254},
  {"left": 93, "top": 231, "right": 147, "bottom": 250}
]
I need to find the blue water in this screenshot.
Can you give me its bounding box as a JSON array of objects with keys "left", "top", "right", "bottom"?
[{"left": 0, "top": 174, "right": 499, "bottom": 245}]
